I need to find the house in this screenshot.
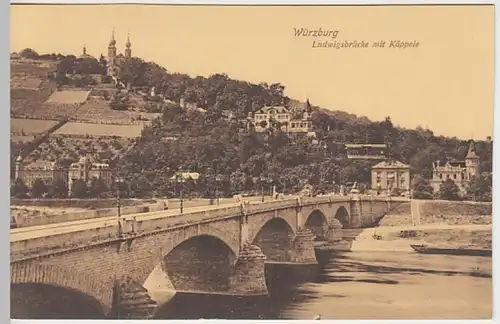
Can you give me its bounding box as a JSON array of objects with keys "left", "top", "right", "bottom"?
[
  {"left": 429, "top": 141, "right": 480, "bottom": 194},
  {"left": 67, "top": 156, "right": 113, "bottom": 195},
  {"left": 371, "top": 159, "right": 411, "bottom": 195},
  {"left": 14, "top": 154, "right": 112, "bottom": 196},
  {"left": 252, "top": 99, "right": 314, "bottom": 133}
]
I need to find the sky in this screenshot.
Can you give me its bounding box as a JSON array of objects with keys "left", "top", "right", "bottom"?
[{"left": 10, "top": 4, "right": 495, "bottom": 140}]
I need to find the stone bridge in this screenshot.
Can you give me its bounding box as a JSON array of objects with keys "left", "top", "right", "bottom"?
[{"left": 10, "top": 195, "right": 404, "bottom": 319}]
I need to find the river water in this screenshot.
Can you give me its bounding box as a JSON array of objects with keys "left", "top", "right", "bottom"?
[
  {"left": 156, "top": 250, "right": 492, "bottom": 320},
  {"left": 10, "top": 249, "right": 492, "bottom": 320}
]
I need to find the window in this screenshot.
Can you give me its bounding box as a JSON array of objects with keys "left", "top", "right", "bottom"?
[
  {"left": 440, "top": 174, "right": 443, "bottom": 179},
  {"left": 453, "top": 174, "right": 457, "bottom": 179}
]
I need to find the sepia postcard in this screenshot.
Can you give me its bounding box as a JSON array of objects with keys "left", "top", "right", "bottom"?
[{"left": 9, "top": 3, "right": 494, "bottom": 321}]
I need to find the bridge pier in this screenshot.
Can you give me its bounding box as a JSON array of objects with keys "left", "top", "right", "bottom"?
[
  {"left": 350, "top": 197, "right": 362, "bottom": 228},
  {"left": 291, "top": 228, "right": 318, "bottom": 264},
  {"left": 230, "top": 244, "right": 268, "bottom": 296},
  {"left": 325, "top": 218, "right": 344, "bottom": 242},
  {"left": 114, "top": 278, "right": 157, "bottom": 319}
]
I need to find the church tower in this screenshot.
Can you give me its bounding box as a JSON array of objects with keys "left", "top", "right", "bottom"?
[
  {"left": 125, "top": 33, "right": 132, "bottom": 58},
  {"left": 465, "top": 140, "right": 480, "bottom": 180},
  {"left": 107, "top": 29, "right": 118, "bottom": 76}
]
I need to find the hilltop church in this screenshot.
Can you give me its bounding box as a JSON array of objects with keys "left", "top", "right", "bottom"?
[{"left": 105, "top": 29, "right": 132, "bottom": 79}]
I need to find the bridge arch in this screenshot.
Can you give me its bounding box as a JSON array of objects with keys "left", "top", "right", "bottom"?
[
  {"left": 304, "top": 210, "right": 328, "bottom": 240},
  {"left": 162, "top": 234, "right": 238, "bottom": 293},
  {"left": 334, "top": 206, "right": 350, "bottom": 228},
  {"left": 136, "top": 221, "right": 241, "bottom": 286},
  {"left": 252, "top": 217, "right": 295, "bottom": 262},
  {"left": 11, "top": 263, "right": 110, "bottom": 319}
]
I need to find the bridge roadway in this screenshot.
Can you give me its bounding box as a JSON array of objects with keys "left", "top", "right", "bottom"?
[
  {"left": 11, "top": 195, "right": 364, "bottom": 243},
  {"left": 11, "top": 202, "right": 243, "bottom": 243}
]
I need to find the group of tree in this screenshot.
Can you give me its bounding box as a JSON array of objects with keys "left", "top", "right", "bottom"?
[
  {"left": 112, "top": 100, "right": 492, "bottom": 202},
  {"left": 411, "top": 173, "right": 492, "bottom": 202},
  {"left": 10, "top": 177, "right": 112, "bottom": 199}
]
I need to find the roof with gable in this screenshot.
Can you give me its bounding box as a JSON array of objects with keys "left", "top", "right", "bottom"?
[
  {"left": 170, "top": 172, "right": 200, "bottom": 181},
  {"left": 255, "top": 106, "right": 290, "bottom": 115},
  {"left": 372, "top": 159, "right": 410, "bottom": 170}
]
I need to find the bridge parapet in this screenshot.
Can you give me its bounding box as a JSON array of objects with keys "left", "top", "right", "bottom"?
[
  {"left": 133, "top": 204, "right": 242, "bottom": 233},
  {"left": 245, "top": 199, "right": 298, "bottom": 214},
  {"left": 11, "top": 222, "right": 117, "bottom": 261},
  {"left": 300, "top": 196, "right": 333, "bottom": 206}
]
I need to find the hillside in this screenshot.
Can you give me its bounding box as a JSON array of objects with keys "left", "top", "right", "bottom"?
[
  {"left": 10, "top": 49, "right": 493, "bottom": 201},
  {"left": 9, "top": 52, "right": 155, "bottom": 174}
]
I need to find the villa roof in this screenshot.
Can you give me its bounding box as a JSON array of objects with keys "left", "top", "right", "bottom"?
[
  {"left": 255, "top": 106, "right": 290, "bottom": 114},
  {"left": 169, "top": 172, "right": 200, "bottom": 181},
  {"left": 372, "top": 159, "right": 410, "bottom": 170}
]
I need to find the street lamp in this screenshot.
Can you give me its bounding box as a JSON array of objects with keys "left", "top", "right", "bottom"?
[
  {"left": 115, "top": 176, "right": 124, "bottom": 237},
  {"left": 175, "top": 171, "right": 186, "bottom": 214},
  {"left": 215, "top": 174, "right": 223, "bottom": 205},
  {"left": 260, "top": 175, "right": 266, "bottom": 202},
  {"left": 259, "top": 175, "right": 272, "bottom": 201},
  {"left": 280, "top": 177, "right": 287, "bottom": 196}
]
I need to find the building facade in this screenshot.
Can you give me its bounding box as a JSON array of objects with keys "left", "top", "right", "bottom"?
[
  {"left": 371, "top": 159, "right": 411, "bottom": 195},
  {"left": 430, "top": 141, "right": 480, "bottom": 194},
  {"left": 15, "top": 156, "right": 67, "bottom": 188},
  {"left": 14, "top": 155, "right": 112, "bottom": 196},
  {"left": 68, "top": 156, "right": 113, "bottom": 195}
]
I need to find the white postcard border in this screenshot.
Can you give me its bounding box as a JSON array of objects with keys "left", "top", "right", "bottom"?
[{"left": 3, "top": 1, "right": 498, "bottom": 324}]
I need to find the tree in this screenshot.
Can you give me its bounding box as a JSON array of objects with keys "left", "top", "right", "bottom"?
[
  {"left": 11, "top": 178, "right": 29, "bottom": 198},
  {"left": 48, "top": 178, "right": 68, "bottom": 198},
  {"left": 19, "top": 48, "right": 39, "bottom": 59},
  {"left": 71, "top": 179, "right": 88, "bottom": 198},
  {"left": 466, "top": 173, "right": 492, "bottom": 202},
  {"left": 438, "top": 179, "right": 461, "bottom": 201},
  {"left": 411, "top": 175, "right": 434, "bottom": 199},
  {"left": 31, "top": 178, "right": 48, "bottom": 198},
  {"left": 89, "top": 177, "right": 109, "bottom": 198}
]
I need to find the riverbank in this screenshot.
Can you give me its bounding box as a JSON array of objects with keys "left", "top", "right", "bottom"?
[{"left": 347, "top": 223, "right": 492, "bottom": 252}]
